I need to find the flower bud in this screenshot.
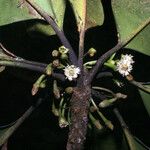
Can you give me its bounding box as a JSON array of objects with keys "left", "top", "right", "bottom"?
[
  {"left": 99, "top": 99, "right": 112, "bottom": 108},
  {"left": 40, "top": 81, "right": 46, "bottom": 88},
  {"left": 31, "top": 74, "right": 46, "bottom": 95},
  {"left": 94, "top": 120, "right": 103, "bottom": 130},
  {"left": 90, "top": 106, "right": 98, "bottom": 112},
  {"left": 46, "top": 64, "right": 52, "bottom": 75},
  {"left": 59, "top": 117, "right": 69, "bottom": 128},
  {"left": 31, "top": 84, "right": 39, "bottom": 96},
  {"left": 88, "top": 48, "right": 97, "bottom": 57},
  {"left": 52, "top": 59, "right": 60, "bottom": 68},
  {"left": 65, "top": 87, "right": 73, "bottom": 94},
  {"left": 52, "top": 50, "right": 59, "bottom": 57},
  {"left": 52, "top": 109, "right": 59, "bottom": 117},
  {"left": 105, "top": 121, "right": 114, "bottom": 130},
  {"left": 126, "top": 74, "right": 133, "bottom": 81},
  {"left": 59, "top": 46, "right": 69, "bottom": 54}
]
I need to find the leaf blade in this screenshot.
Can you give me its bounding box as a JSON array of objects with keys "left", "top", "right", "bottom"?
[
  {"left": 69, "top": 0, "right": 104, "bottom": 31},
  {"left": 0, "top": 0, "right": 66, "bottom": 35},
  {"left": 112, "top": 0, "right": 150, "bottom": 55}
]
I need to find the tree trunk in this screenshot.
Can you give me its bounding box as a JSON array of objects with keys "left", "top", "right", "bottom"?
[{"left": 67, "top": 86, "right": 91, "bottom": 150}]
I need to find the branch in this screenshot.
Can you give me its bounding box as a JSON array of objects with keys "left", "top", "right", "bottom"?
[
  {"left": 0, "top": 98, "right": 43, "bottom": 146},
  {"left": 87, "top": 18, "right": 150, "bottom": 84},
  {"left": 0, "top": 59, "right": 65, "bottom": 81},
  {"left": 0, "top": 43, "right": 65, "bottom": 81},
  {"left": 25, "top": 0, "right": 77, "bottom": 65}
]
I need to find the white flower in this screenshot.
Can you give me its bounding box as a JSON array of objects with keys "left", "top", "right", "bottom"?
[
  {"left": 64, "top": 65, "right": 80, "bottom": 81},
  {"left": 116, "top": 54, "right": 134, "bottom": 76}
]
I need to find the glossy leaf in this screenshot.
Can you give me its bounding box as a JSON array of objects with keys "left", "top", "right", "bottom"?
[
  {"left": 69, "top": 0, "right": 104, "bottom": 30},
  {"left": 112, "top": 0, "right": 150, "bottom": 56},
  {"left": 139, "top": 85, "right": 150, "bottom": 116},
  {"left": 0, "top": 0, "right": 66, "bottom": 35}
]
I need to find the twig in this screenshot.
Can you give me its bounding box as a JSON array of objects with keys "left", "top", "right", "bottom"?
[
  {"left": 0, "top": 98, "right": 43, "bottom": 146},
  {"left": 113, "top": 108, "right": 136, "bottom": 150},
  {"left": 25, "top": 0, "right": 77, "bottom": 65},
  {"left": 0, "top": 59, "right": 65, "bottom": 81},
  {"left": 0, "top": 60, "right": 46, "bottom": 73},
  {"left": 87, "top": 18, "right": 150, "bottom": 84}
]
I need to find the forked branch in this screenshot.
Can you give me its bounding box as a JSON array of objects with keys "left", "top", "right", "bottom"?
[
  {"left": 25, "top": 0, "right": 78, "bottom": 65},
  {"left": 87, "top": 18, "right": 150, "bottom": 84}
]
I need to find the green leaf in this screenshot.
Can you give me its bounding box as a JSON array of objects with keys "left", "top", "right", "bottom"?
[
  {"left": 69, "top": 0, "right": 104, "bottom": 30},
  {"left": 0, "top": 0, "right": 66, "bottom": 35},
  {"left": 139, "top": 85, "right": 150, "bottom": 116},
  {"left": 112, "top": 0, "right": 150, "bottom": 56}
]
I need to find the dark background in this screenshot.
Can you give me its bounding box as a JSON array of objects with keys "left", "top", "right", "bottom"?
[{"left": 0, "top": 0, "right": 150, "bottom": 149}]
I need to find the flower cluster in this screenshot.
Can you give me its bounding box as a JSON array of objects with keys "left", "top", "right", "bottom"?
[
  {"left": 64, "top": 65, "right": 80, "bottom": 81},
  {"left": 116, "top": 54, "right": 134, "bottom": 76}
]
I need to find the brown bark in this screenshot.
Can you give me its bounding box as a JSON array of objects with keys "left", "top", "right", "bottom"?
[{"left": 67, "top": 86, "right": 91, "bottom": 150}]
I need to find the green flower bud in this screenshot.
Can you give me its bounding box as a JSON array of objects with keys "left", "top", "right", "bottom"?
[
  {"left": 99, "top": 99, "right": 112, "bottom": 108},
  {"left": 31, "top": 84, "right": 39, "bottom": 96},
  {"left": 105, "top": 121, "right": 114, "bottom": 130},
  {"left": 39, "top": 80, "right": 46, "bottom": 88},
  {"left": 88, "top": 48, "right": 97, "bottom": 57},
  {"left": 59, "top": 117, "right": 69, "bottom": 128},
  {"left": 46, "top": 64, "right": 52, "bottom": 75},
  {"left": 59, "top": 46, "right": 69, "bottom": 54},
  {"left": 94, "top": 120, "right": 103, "bottom": 130},
  {"left": 52, "top": 108, "right": 59, "bottom": 117},
  {"left": 31, "top": 74, "right": 46, "bottom": 95}
]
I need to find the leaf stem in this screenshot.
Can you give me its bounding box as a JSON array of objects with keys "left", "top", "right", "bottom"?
[{"left": 25, "top": 0, "right": 77, "bottom": 65}]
